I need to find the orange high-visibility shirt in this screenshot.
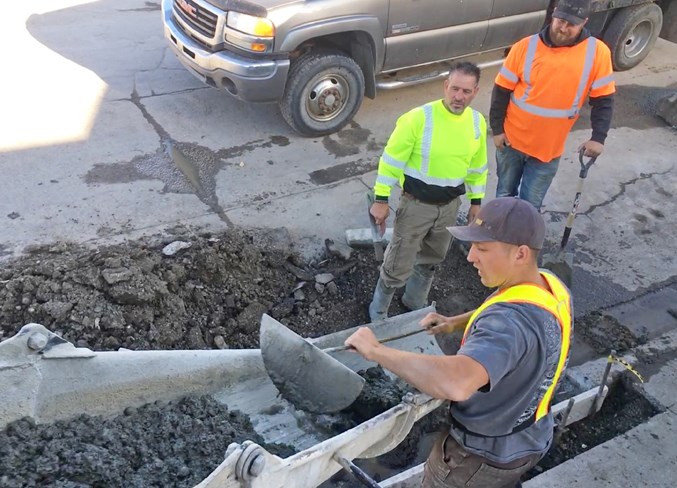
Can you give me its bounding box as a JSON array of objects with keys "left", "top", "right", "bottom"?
[{"left": 495, "top": 34, "right": 615, "bottom": 162}]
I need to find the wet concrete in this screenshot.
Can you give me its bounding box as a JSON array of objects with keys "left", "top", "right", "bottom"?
[
  {"left": 321, "top": 122, "right": 382, "bottom": 158},
  {"left": 309, "top": 159, "right": 378, "bottom": 185},
  {"left": 0, "top": 396, "right": 294, "bottom": 488}
]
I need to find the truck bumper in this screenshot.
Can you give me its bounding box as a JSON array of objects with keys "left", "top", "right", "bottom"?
[{"left": 162, "top": 0, "right": 289, "bottom": 103}]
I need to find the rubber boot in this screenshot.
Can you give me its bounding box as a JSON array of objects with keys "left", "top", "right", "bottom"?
[
  {"left": 368, "top": 277, "right": 396, "bottom": 322},
  {"left": 401, "top": 265, "right": 435, "bottom": 311}
]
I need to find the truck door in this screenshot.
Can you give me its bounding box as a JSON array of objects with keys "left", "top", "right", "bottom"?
[
  {"left": 383, "top": 0, "right": 493, "bottom": 72},
  {"left": 483, "top": 0, "right": 551, "bottom": 51}
]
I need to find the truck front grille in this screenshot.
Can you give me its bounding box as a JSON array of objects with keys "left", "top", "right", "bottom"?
[{"left": 173, "top": 0, "right": 218, "bottom": 39}]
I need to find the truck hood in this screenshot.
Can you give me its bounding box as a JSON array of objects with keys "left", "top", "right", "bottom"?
[{"left": 205, "top": 0, "right": 304, "bottom": 16}]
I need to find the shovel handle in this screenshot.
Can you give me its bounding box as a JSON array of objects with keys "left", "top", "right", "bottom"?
[
  {"left": 335, "top": 456, "right": 380, "bottom": 488},
  {"left": 560, "top": 150, "right": 597, "bottom": 250},
  {"left": 578, "top": 149, "right": 597, "bottom": 179},
  {"left": 322, "top": 327, "right": 428, "bottom": 354}
]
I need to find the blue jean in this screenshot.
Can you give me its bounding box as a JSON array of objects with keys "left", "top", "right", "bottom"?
[{"left": 495, "top": 146, "right": 560, "bottom": 210}]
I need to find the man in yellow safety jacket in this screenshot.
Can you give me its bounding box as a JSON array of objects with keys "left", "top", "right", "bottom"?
[
  {"left": 491, "top": 0, "right": 615, "bottom": 210},
  {"left": 368, "top": 61, "right": 488, "bottom": 321},
  {"left": 347, "top": 197, "right": 573, "bottom": 488}
]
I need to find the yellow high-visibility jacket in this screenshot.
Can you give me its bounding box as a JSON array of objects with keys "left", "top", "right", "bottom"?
[
  {"left": 374, "top": 100, "right": 487, "bottom": 201},
  {"left": 462, "top": 270, "right": 572, "bottom": 429}
]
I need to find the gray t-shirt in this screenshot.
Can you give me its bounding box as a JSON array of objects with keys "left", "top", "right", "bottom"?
[{"left": 449, "top": 299, "right": 573, "bottom": 464}]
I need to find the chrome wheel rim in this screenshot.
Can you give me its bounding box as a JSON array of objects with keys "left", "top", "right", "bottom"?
[
  {"left": 624, "top": 20, "right": 653, "bottom": 59},
  {"left": 305, "top": 74, "right": 350, "bottom": 122}
]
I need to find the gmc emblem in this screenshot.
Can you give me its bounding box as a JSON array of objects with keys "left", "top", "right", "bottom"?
[{"left": 178, "top": 0, "right": 196, "bottom": 16}]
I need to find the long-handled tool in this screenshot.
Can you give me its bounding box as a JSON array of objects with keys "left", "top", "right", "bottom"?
[
  {"left": 542, "top": 150, "right": 597, "bottom": 288},
  {"left": 260, "top": 314, "right": 430, "bottom": 413},
  {"left": 366, "top": 192, "right": 385, "bottom": 261}
]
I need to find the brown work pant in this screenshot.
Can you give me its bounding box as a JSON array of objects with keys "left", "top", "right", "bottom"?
[
  {"left": 380, "top": 194, "right": 461, "bottom": 289},
  {"left": 421, "top": 433, "right": 542, "bottom": 488}
]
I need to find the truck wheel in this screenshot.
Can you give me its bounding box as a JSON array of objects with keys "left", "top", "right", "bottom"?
[
  {"left": 603, "top": 3, "right": 663, "bottom": 71},
  {"left": 280, "top": 50, "right": 365, "bottom": 137}
]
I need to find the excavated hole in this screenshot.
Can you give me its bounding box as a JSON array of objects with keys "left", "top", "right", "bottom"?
[
  {"left": 525, "top": 376, "right": 659, "bottom": 479},
  {"left": 325, "top": 376, "right": 660, "bottom": 487},
  {"left": 0, "top": 229, "right": 660, "bottom": 487}
]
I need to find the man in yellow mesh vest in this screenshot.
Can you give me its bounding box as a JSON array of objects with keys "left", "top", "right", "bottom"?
[
  {"left": 368, "top": 62, "right": 488, "bottom": 321},
  {"left": 347, "top": 198, "right": 573, "bottom": 488}
]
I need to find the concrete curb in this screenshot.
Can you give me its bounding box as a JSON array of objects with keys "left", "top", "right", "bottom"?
[{"left": 525, "top": 329, "right": 677, "bottom": 487}]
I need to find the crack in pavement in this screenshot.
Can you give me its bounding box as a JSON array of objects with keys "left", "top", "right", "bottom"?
[
  {"left": 546, "top": 167, "right": 674, "bottom": 218},
  {"left": 128, "top": 88, "right": 235, "bottom": 227},
  {"left": 591, "top": 275, "right": 677, "bottom": 314}
]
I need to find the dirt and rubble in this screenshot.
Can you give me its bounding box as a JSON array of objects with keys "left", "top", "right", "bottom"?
[
  {"left": 0, "top": 228, "right": 485, "bottom": 350},
  {"left": 0, "top": 228, "right": 655, "bottom": 487}
]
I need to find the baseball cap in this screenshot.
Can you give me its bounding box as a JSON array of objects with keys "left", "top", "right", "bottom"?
[
  {"left": 448, "top": 197, "right": 545, "bottom": 249},
  {"left": 553, "top": 0, "right": 591, "bottom": 26}
]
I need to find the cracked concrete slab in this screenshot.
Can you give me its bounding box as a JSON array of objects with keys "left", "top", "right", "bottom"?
[
  {"left": 549, "top": 145, "right": 676, "bottom": 292},
  {"left": 640, "top": 359, "right": 677, "bottom": 410},
  {"left": 226, "top": 178, "right": 373, "bottom": 257},
  {"left": 524, "top": 410, "right": 677, "bottom": 488},
  {"left": 605, "top": 284, "right": 677, "bottom": 341}
]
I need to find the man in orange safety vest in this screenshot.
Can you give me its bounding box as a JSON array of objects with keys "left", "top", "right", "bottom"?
[{"left": 490, "top": 0, "right": 615, "bottom": 210}]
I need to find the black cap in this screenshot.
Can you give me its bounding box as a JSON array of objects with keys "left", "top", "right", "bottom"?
[
  {"left": 448, "top": 197, "right": 546, "bottom": 250},
  {"left": 553, "top": 0, "right": 591, "bottom": 26}
]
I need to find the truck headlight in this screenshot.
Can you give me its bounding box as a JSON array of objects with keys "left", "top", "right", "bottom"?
[{"left": 225, "top": 11, "right": 275, "bottom": 52}]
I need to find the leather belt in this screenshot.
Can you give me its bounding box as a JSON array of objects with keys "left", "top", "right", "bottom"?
[{"left": 402, "top": 191, "right": 454, "bottom": 206}]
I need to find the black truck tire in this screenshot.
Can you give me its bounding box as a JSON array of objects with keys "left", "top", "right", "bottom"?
[
  {"left": 279, "top": 50, "right": 365, "bottom": 137},
  {"left": 603, "top": 3, "right": 663, "bottom": 71}
]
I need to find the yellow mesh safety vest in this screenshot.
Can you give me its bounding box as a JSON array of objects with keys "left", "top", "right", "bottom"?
[{"left": 462, "top": 270, "right": 572, "bottom": 425}]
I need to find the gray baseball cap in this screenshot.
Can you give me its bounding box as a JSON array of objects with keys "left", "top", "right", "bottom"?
[
  {"left": 553, "top": 0, "right": 591, "bottom": 26},
  {"left": 449, "top": 197, "right": 545, "bottom": 250}
]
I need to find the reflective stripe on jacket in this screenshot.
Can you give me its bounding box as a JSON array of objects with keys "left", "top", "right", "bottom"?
[
  {"left": 495, "top": 33, "right": 615, "bottom": 162},
  {"left": 374, "top": 100, "right": 487, "bottom": 200},
  {"left": 461, "top": 270, "right": 572, "bottom": 429}
]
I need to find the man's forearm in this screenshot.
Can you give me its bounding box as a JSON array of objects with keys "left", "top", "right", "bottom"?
[
  {"left": 490, "top": 85, "right": 512, "bottom": 135},
  {"left": 368, "top": 346, "right": 484, "bottom": 401},
  {"left": 589, "top": 94, "right": 614, "bottom": 144},
  {"left": 453, "top": 310, "right": 474, "bottom": 331}
]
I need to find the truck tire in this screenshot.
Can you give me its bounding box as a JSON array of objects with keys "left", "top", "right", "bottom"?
[
  {"left": 603, "top": 3, "right": 663, "bottom": 71},
  {"left": 280, "top": 50, "right": 365, "bottom": 137}
]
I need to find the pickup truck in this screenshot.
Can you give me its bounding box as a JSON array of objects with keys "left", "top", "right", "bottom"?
[{"left": 162, "top": 0, "right": 676, "bottom": 137}]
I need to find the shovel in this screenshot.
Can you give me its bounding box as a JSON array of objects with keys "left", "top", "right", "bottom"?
[
  {"left": 260, "top": 314, "right": 429, "bottom": 413},
  {"left": 542, "top": 150, "right": 597, "bottom": 288}
]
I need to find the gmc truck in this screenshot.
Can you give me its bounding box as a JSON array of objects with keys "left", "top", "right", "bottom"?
[{"left": 162, "top": 0, "right": 677, "bottom": 137}]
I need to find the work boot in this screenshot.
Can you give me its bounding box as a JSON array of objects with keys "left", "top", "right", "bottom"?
[
  {"left": 368, "top": 277, "right": 396, "bottom": 322},
  {"left": 401, "top": 265, "right": 434, "bottom": 311}
]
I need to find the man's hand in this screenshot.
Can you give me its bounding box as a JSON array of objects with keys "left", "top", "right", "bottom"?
[
  {"left": 345, "top": 327, "right": 381, "bottom": 362},
  {"left": 578, "top": 140, "right": 604, "bottom": 158},
  {"left": 370, "top": 202, "right": 389, "bottom": 235},
  {"left": 419, "top": 312, "right": 468, "bottom": 335},
  {"left": 467, "top": 204, "right": 481, "bottom": 224},
  {"left": 493, "top": 133, "right": 510, "bottom": 149}
]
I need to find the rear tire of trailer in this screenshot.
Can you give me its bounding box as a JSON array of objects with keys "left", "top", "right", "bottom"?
[
  {"left": 279, "top": 50, "right": 365, "bottom": 137},
  {"left": 603, "top": 3, "right": 663, "bottom": 71}
]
